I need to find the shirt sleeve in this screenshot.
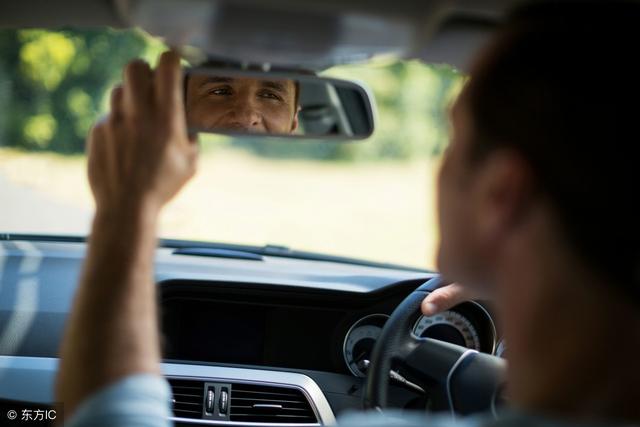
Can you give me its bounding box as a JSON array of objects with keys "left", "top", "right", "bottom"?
[{"left": 65, "top": 374, "right": 173, "bottom": 427}]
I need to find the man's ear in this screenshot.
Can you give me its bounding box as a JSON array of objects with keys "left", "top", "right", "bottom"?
[
  {"left": 291, "top": 106, "right": 300, "bottom": 133},
  {"left": 475, "top": 149, "right": 535, "bottom": 245}
]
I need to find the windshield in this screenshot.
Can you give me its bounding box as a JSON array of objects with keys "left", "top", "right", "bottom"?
[{"left": 0, "top": 28, "right": 463, "bottom": 270}]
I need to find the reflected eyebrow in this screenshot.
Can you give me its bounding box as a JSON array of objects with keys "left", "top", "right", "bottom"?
[
  {"left": 261, "top": 80, "right": 289, "bottom": 93},
  {"left": 198, "top": 76, "right": 234, "bottom": 88}
]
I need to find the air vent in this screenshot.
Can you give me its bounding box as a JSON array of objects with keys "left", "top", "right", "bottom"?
[
  {"left": 230, "top": 383, "right": 317, "bottom": 424},
  {"left": 168, "top": 378, "right": 204, "bottom": 419}
]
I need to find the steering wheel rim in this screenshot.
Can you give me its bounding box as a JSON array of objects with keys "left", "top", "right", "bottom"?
[{"left": 364, "top": 276, "right": 506, "bottom": 416}]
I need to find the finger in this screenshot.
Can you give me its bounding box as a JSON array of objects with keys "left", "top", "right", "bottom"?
[
  {"left": 123, "top": 59, "right": 152, "bottom": 117},
  {"left": 86, "top": 120, "right": 108, "bottom": 184},
  {"left": 109, "top": 85, "right": 124, "bottom": 124},
  {"left": 421, "top": 283, "right": 472, "bottom": 316},
  {"left": 86, "top": 120, "right": 103, "bottom": 158},
  {"left": 86, "top": 118, "right": 110, "bottom": 152},
  {"left": 154, "top": 50, "right": 185, "bottom": 126}
]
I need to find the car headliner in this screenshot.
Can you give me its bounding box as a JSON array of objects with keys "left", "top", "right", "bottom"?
[{"left": 0, "top": 0, "right": 523, "bottom": 70}]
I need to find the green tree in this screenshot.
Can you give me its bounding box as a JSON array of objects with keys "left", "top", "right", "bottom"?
[{"left": 0, "top": 28, "right": 160, "bottom": 153}]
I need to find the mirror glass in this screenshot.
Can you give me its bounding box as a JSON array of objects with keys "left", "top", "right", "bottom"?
[{"left": 185, "top": 69, "right": 375, "bottom": 140}]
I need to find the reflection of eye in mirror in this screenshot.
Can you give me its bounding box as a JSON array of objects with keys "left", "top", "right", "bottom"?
[{"left": 184, "top": 69, "right": 375, "bottom": 140}]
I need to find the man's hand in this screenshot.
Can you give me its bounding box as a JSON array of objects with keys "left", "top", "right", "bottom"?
[
  {"left": 57, "top": 51, "right": 197, "bottom": 419},
  {"left": 421, "top": 282, "right": 486, "bottom": 316},
  {"left": 87, "top": 51, "right": 197, "bottom": 216}
]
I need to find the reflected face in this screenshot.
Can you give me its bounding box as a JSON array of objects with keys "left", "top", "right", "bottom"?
[{"left": 186, "top": 75, "right": 299, "bottom": 134}]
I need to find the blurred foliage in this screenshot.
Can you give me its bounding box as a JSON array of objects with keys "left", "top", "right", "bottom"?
[
  {"left": 0, "top": 28, "right": 463, "bottom": 160},
  {"left": 0, "top": 28, "right": 164, "bottom": 153}
]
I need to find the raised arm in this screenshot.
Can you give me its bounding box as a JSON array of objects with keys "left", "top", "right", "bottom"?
[{"left": 55, "top": 51, "right": 198, "bottom": 418}]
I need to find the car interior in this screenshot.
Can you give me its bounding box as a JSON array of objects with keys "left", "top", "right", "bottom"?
[{"left": 0, "top": 0, "right": 517, "bottom": 426}]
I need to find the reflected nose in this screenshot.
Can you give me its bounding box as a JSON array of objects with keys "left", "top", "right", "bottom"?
[{"left": 231, "top": 97, "right": 262, "bottom": 130}]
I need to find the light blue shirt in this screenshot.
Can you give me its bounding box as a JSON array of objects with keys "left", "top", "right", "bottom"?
[{"left": 66, "top": 374, "right": 173, "bottom": 427}]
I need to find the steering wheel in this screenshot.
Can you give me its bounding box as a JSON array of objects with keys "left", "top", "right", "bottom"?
[{"left": 364, "top": 277, "right": 506, "bottom": 416}]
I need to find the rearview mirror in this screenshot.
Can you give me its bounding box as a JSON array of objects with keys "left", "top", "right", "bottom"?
[{"left": 185, "top": 68, "right": 375, "bottom": 140}]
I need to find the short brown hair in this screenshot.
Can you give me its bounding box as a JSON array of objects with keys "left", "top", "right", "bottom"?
[{"left": 464, "top": 1, "right": 640, "bottom": 295}]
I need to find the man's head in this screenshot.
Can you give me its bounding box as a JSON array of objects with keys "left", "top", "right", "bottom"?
[
  {"left": 185, "top": 74, "right": 299, "bottom": 134},
  {"left": 437, "top": 2, "right": 640, "bottom": 300}
]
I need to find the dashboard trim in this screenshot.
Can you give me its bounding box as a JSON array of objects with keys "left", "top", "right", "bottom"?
[
  {"left": 162, "top": 370, "right": 335, "bottom": 427},
  {"left": 170, "top": 417, "right": 321, "bottom": 426}
]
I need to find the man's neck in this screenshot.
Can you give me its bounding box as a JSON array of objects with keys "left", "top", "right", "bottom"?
[{"left": 495, "top": 218, "right": 640, "bottom": 423}]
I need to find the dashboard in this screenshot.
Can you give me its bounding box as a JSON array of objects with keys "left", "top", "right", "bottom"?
[
  {"left": 0, "top": 239, "right": 501, "bottom": 426},
  {"left": 160, "top": 279, "right": 418, "bottom": 376},
  {"left": 160, "top": 279, "right": 498, "bottom": 381}
]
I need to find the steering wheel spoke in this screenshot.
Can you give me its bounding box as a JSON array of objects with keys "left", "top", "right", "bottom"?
[{"left": 401, "top": 336, "right": 472, "bottom": 386}]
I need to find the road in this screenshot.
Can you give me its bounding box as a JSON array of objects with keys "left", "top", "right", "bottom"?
[{"left": 0, "top": 173, "right": 91, "bottom": 236}]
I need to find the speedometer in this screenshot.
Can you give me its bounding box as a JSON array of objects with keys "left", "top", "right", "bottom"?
[
  {"left": 343, "top": 314, "right": 389, "bottom": 377},
  {"left": 413, "top": 310, "right": 481, "bottom": 351}
]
